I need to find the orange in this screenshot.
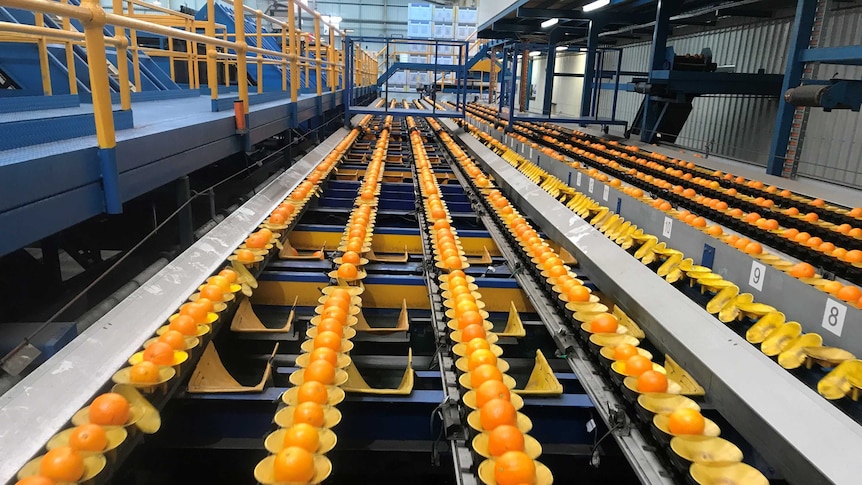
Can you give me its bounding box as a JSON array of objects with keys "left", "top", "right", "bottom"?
[
  {"left": 68, "top": 424, "right": 108, "bottom": 452},
  {"left": 293, "top": 402, "right": 325, "bottom": 428},
  {"left": 317, "top": 318, "right": 344, "bottom": 338},
  {"left": 89, "top": 393, "right": 130, "bottom": 426},
  {"left": 589, "top": 313, "right": 618, "bottom": 333},
  {"left": 471, "top": 364, "right": 504, "bottom": 389},
  {"left": 169, "top": 315, "right": 198, "bottom": 336},
  {"left": 320, "top": 306, "right": 348, "bottom": 324},
  {"left": 199, "top": 284, "right": 225, "bottom": 302},
  {"left": 130, "top": 361, "right": 160, "bottom": 383},
  {"left": 445, "top": 255, "right": 463, "bottom": 270},
  {"left": 304, "top": 359, "right": 336, "bottom": 385},
  {"left": 624, "top": 355, "right": 653, "bottom": 376},
  {"left": 142, "top": 341, "right": 174, "bottom": 366},
  {"left": 218, "top": 268, "right": 238, "bottom": 283},
  {"left": 494, "top": 450, "right": 537, "bottom": 485},
  {"left": 811, "top": 198, "right": 825, "bottom": 207},
  {"left": 613, "top": 344, "right": 638, "bottom": 361},
  {"left": 208, "top": 275, "right": 232, "bottom": 294},
  {"left": 668, "top": 408, "right": 706, "bottom": 435},
  {"left": 342, "top": 251, "right": 361, "bottom": 264},
  {"left": 269, "top": 212, "right": 286, "bottom": 225},
  {"left": 158, "top": 330, "right": 186, "bottom": 350},
  {"left": 283, "top": 423, "right": 320, "bottom": 453},
  {"left": 849, "top": 207, "right": 862, "bottom": 218},
  {"left": 783, "top": 228, "right": 799, "bottom": 240},
  {"left": 337, "top": 263, "right": 359, "bottom": 279},
  {"left": 324, "top": 295, "right": 350, "bottom": 312},
  {"left": 468, "top": 349, "right": 498, "bottom": 372},
  {"left": 566, "top": 285, "right": 591, "bottom": 302},
  {"left": 15, "top": 477, "right": 55, "bottom": 485},
  {"left": 743, "top": 242, "right": 763, "bottom": 255},
  {"left": 461, "top": 324, "right": 486, "bottom": 343},
  {"left": 465, "top": 338, "right": 491, "bottom": 356},
  {"left": 706, "top": 225, "right": 723, "bottom": 237},
  {"left": 803, "top": 212, "right": 819, "bottom": 222},
  {"left": 822, "top": 281, "right": 844, "bottom": 295},
  {"left": 296, "top": 381, "right": 329, "bottom": 405},
  {"left": 476, "top": 379, "right": 511, "bottom": 408},
  {"left": 789, "top": 262, "right": 816, "bottom": 278},
  {"left": 39, "top": 447, "right": 84, "bottom": 482},
  {"left": 487, "top": 425, "right": 525, "bottom": 457},
  {"left": 837, "top": 285, "right": 862, "bottom": 303},
  {"left": 458, "top": 310, "right": 484, "bottom": 329},
  {"left": 309, "top": 347, "right": 338, "bottom": 368},
  {"left": 846, "top": 249, "right": 862, "bottom": 263},
  {"left": 273, "top": 446, "right": 315, "bottom": 483},
  {"left": 479, "top": 398, "right": 518, "bottom": 431},
  {"left": 636, "top": 370, "right": 668, "bottom": 393},
  {"left": 180, "top": 299, "right": 210, "bottom": 323},
  {"left": 313, "top": 330, "right": 342, "bottom": 352}
]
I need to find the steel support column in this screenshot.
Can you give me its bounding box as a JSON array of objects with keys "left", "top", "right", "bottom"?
[
  {"left": 542, "top": 44, "right": 557, "bottom": 116},
  {"left": 640, "top": 0, "right": 678, "bottom": 141},
  {"left": 579, "top": 20, "right": 600, "bottom": 119},
  {"left": 766, "top": 0, "right": 818, "bottom": 176}
]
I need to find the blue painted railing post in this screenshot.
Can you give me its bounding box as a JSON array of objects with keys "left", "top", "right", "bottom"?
[{"left": 766, "top": 0, "right": 817, "bottom": 176}]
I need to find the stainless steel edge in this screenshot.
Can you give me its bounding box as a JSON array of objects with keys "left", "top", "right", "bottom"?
[
  {"left": 0, "top": 127, "right": 352, "bottom": 483},
  {"left": 444, "top": 119, "right": 862, "bottom": 485}
]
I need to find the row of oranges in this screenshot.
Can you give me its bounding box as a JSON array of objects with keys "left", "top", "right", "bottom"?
[
  {"left": 461, "top": 106, "right": 862, "bottom": 307},
  {"left": 414, "top": 117, "right": 551, "bottom": 485},
  {"left": 257, "top": 114, "right": 387, "bottom": 483},
  {"left": 454, "top": 118, "right": 770, "bottom": 483}
]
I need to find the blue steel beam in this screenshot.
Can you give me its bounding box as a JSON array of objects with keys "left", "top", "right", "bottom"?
[
  {"left": 766, "top": 0, "right": 818, "bottom": 176},
  {"left": 798, "top": 45, "right": 862, "bottom": 65},
  {"left": 579, "top": 21, "right": 601, "bottom": 118}
]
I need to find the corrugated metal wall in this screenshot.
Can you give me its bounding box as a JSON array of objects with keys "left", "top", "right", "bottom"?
[{"left": 590, "top": 5, "right": 862, "bottom": 188}]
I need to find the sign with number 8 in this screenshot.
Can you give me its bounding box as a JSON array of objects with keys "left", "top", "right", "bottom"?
[{"left": 821, "top": 298, "right": 847, "bottom": 337}]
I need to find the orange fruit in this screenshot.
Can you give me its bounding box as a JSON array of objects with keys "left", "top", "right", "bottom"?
[
  {"left": 706, "top": 226, "right": 723, "bottom": 237},
  {"left": 480, "top": 398, "right": 518, "bottom": 431},
  {"left": 487, "top": 425, "right": 525, "bottom": 457},
  {"left": 304, "top": 359, "right": 336, "bottom": 385},
  {"left": 337, "top": 263, "right": 358, "bottom": 279},
  {"left": 465, "top": 338, "right": 491, "bottom": 356},
  {"left": 320, "top": 306, "right": 348, "bottom": 324},
  {"left": 476, "top": 380, "right": 511, "bottom": 408},
  {"left": 15, "top": 477, "right": 55, "bottom": 485},
  {"left": 566, "top": 285, "right": 591, "bottom": 303},
  {"left": 296, "top": 381, "right": 329, "bottom": 405},
  {"left": 494, "top": 450, "right": 537, "bottom": 485},
  {"left": 668, "top": 408, "right": 706, "bottom": 435},
  {"left": 743, "top": 242, "right": 763, "bottom": 255},
  {"left": 342, "top": 251, "right": 361, "bottom": 264},
  {"left": 313, "top": 330, "right": 342, "bottom": 352},
  {"left": 208, "top": 275, "right": 232, "bottom": 293},
  {"left": 39, "top": 447, "right": 84, "bottom": 482},
  {"left": 461, "top": 324, "right": 486, "bottom": 343},
  {"left": 199, "top": 284, "right": 224, "bottom": 302},
  {"left": 317, "top": 318, "right": 344, "bottom": 338},
  {"left": 169, "top": 315, "right": 198, "bottom": 336},
  {"left": 849, "top": 208, "right": 862, "bottom": 218},
  {"left": 811, "top": 198, "right": 825, "bottom": 207},
  {"left": 458, "top": 310, "right": 484, "bottom": 329},
  {"left": 613, "top": 344, "right": 638, "bottom": 361},
  {"left": 845, "top": 249, "right": 862, "bottom": 263},
  {"left": 89, "top": 393, "right": 130, "bottom": 426},
  {"left": 68, "top": 424, "right": 108, "bottom": 452},
  {"left": 273, "top": 446, "right": 315, "bottom": 483},
  {"left": 783, "top": 228, "right": 799, "bottom": 240},
  {"left": 283, "top": 423, "right": 320, "bottom": 453},
  {"left": 309, "top": 347, "right": 338, "bottom": 367},
  {"left": 803, "top": 212, "right": 819, "bottom": 222},
  {"left": 468, "top": 349, "right": 498, "bottom": 372},
  {"left": 822, "top": 281, "right": 844, "bottom": 295},
  {"left": 837, "top": 286, "right": 862, "bottom": 303},
  {"left": 636, "top": 370, "right": 668, "bottom": 393},
  {"left": 624, "top": 355, "right": 653, "bottom": 376},
  {"left": 789, "top": 262, "right": 816, "bottom": 278},
  {"left": 269, "top": 213, "right": 286, "bottom": 225},
  {"left": 130, "top": 361, "right": 160, "bottom": 383},
  {"left": 589, "top": 313, "right": 618, "bottom": 333},
  {"left": 471, "top": 364, "right": 504, "bottom": 389},
  {"left": 293, "top": 402, "right": 325, "bottom": 427},
  {"left": 142, "top": 341, "right": 175, "bottom": 366},
  {"left": 158, "top": 330, "right": 186, "bottom": 350}
]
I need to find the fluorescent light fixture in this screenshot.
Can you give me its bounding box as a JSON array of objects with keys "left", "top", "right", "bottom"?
[
  {"left": 583, "top": 0, "right": 610, "bottom": 12},
  {"left": 529, "top": 51, "right": 541, "bottom": 56},
  {"left": 541, "top": 18, "right": 559, "bottom": 28},
  {"left": 556, "top": 45, "right": 567, "bottom": 51},
  {"left": 516, "top": 54, "right": 522, "bottom": 59}
]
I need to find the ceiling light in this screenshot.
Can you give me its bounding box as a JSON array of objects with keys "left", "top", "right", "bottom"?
[
  {"left": 556, "top": 45, "right": 567, "bottom": 51},
  {"left": 541, "top": 18, "right": 559, "bottom": 29},
  {"left": 583, "top": 0, "right": 610, "bottom": 12},
  {"left": 517, "top": 54, "right": 522, "bottom": 59},
  {"left": 529, "top": 51, "right": 541, "bottom": 56}
]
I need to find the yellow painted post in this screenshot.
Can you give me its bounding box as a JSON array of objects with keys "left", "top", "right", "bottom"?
[
  {"left": 233, "top": 0, "right": 249, "bottom": 113},
  {"left": 34, "top": 13, "right": 52, "bottom": 95},
  {"left": 167, "top": 37, "right": 176, "bottom": 81},
  {"left": 313, "top": 16, "right": 321, "bottom": 96},
  {"left": 281, "top": 25, "right": 287, "bottom": 92},
  {"left": 302, "top": 33, "right": 309, "bottom": 89},
  {"left": 255, "top": 11, "right": 262, "bottom": 93},
  {"left": 125, "top": 2, "right": 141, "bottom": 91},
  {"left": 110, "top": 0, "right": 129, "bottom": 109},
  {"left": 81, "top": 0, "right": 121, "bottom": 212},
  {"left": 327, "top": 26, "right": 335, "bottom": 91},
  {"left": 60, "top": 0, "right": 78, "bottom": 94},
  {"left": 185, "top": 19, "right": 196, "bottom": 89},
  {"left": 286, "top": 0, "right": 298, "bottom": 101},
  {"left": 205, "top": 0, "right": 217, "bottom": 99}
]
